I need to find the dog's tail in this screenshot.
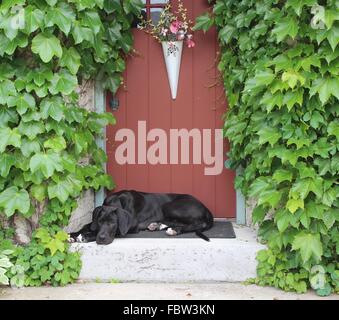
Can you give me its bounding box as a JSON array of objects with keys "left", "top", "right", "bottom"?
[
  {"left": 195, "top": 231, "right": 210, "bottom": 242},
  {"left": 195, "top": 211, "right": 214, "bottom": 242}
]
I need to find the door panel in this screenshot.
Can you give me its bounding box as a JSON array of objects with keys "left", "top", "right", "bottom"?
[{"left": 106, "top": 0, "right": 236, "bottom": 218}]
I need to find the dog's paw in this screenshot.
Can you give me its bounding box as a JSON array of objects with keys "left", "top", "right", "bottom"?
[
  {"left": 75, "top": 234, "right": 86, "bottom": 243},
  {"left": 159, "top": 224, "right": 168, "bottom": 231},
  {"left": 68, "top": 234, "right": 76, "bottom": 243},
  {"left": 166, "top": 228, "right": 178, "bottom": 236},
  {"left": 68, "top": 234, "right": 87, "bottom": 243},
  {"left": 147, "top": 222, "right": 160, "bottom": 231}
]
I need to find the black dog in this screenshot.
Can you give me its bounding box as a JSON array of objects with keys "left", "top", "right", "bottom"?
[{"left": 70, "top": 190, "right": 214, "bottom": 245}]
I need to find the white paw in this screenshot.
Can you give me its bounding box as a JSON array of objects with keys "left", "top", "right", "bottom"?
[
  {"left": 166, "top": 228, "right": 177, "bottom": 236},
  {"left": 159, "top": 224, "right": 168, "bottom": 231},
  {"left": 147, "top": 222, "right": 160, "bottom": 231},
  {"left": 76, "top": 234, "right": 84, "bottom": 243}
]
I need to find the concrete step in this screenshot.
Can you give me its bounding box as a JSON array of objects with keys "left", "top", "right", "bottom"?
[{"left": 70, "top": 224, "right": 265, "bottom": 282}]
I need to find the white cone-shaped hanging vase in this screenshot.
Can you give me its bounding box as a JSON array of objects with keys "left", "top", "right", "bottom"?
[{"left": 162, "top": 41, "right": 183, "bottom": 100}]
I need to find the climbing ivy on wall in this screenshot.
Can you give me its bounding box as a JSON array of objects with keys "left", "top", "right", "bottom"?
[
  {"left": 195, "top": 0, "right": 339, "bottom": 295},
  {"left": 0, "top": 0, "right": 143, "bottom": 286}
]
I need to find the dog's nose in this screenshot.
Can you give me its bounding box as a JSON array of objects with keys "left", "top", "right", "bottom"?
[{"left": 98, "top": 234, "right": 106, "bottom": 241}]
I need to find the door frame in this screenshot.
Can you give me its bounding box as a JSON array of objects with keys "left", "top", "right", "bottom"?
[{"left": 94, "top": 78, "right": 246, "bottom": 224}]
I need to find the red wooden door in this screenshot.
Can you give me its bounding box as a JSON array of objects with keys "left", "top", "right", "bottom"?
[{"left": 106, "top": 0, "right": 235, "bottom": 218}]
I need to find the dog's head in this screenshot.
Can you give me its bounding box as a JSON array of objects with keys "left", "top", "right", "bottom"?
[{"left": 90, "top": 206, "right": 132, "bottom": 245}]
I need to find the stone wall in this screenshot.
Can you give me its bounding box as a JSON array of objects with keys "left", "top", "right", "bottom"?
[
  {"left": 64, "top": 80, "right": 96, "bottom": 233},
  {"left": 245, "top": 198, "right": 258, "bottom": 230}
]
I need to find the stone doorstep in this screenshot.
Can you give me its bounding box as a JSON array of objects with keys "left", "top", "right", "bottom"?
[{"left": 70, "top": 224, "right": 265, "bottom": 282}]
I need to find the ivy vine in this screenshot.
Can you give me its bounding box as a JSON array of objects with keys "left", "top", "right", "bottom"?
[
  {"left": 195, "top": 0, "right": 338, "bottom": 295},
  {"left": 0, "top": 0, "right": 143, "bottom": 286}
]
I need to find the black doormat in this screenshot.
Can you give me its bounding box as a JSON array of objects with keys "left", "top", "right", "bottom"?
[{"left": 120, "top": 221, "right": 236, "bottom": 239}]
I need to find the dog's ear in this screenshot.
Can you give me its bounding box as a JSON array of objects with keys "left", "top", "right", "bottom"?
[
  {"left": 116, "top": 208, "right": 132, "bottom": 236},
  {"left": 90, "top": 206, "right": 102, "bottom": 232}
]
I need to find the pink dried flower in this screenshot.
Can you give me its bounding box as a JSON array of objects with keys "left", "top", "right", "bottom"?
[
  {"left": 170, "top": 20, "right": 183, "bottom": 34},
  {"left": 187, "top": 38, "right": 195, "bottom": 48}
]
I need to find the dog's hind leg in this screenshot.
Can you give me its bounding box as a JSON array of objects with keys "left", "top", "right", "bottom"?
[
  {"left": 164, "top": 222, "right": 201, "bottom": 236},
  {"left": 146, "top": 222, "right": 170, "bottom": 231},
  {"left": 166, "top": 221, "right": 210, "bottom": 241}
]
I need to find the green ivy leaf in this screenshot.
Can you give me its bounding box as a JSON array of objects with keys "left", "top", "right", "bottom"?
[
  {"left": 0, "top": 0, "right": 25, "bottom": 12},
  {"left": 272, "top": 17, "right": 299, "bottom": 43},
  {"left": 253, "top": 70, "right": 275, "bottom": 88},
  {"left": 248, "top": 177, "right": 271, "bottom": 197},
  {"left": 324, "top": 9, "right": 339, "bottom": 29},
  {"left": 20, "top": 139, "right": 41, "bottom": 157},
  {"left": 45, "top": 239, "right": 65, "bottom": 256},
  {"left": 122, "top": 0, "right": 144, "bottom": 16},
  {"left": 45, "top": 0, "right": 57, "bottom": 6},
  {"left": 310, "top": 77, "right": 339, "bottom": 105},
  {"left": 281, "top": 70, "right": 305, "bottom": 89},
  {"left": 40, "top": 97, "right": 64, "bottom": 122},
  {"left": 30, "top": 184, "right": 47, "bottom": 202},
  {"left": 0, "top": 154, "right": 15, "bottom": 178},
  {"left": 328, "top": 121, "right": 339, "bottom": 139},
  {"left": 258, "top": 127, "right": 281, "bottom": 146},
  {"left": 107, "top": 23, "right": 122, "bottom": 43},
  {"left": 8, "top": 93, "right": 36, "bottom": 115},
  {"left": 18, "top": 121, "right": 45, "bottom": 140},
  {"left": 300, "top": 55, "right": 321, "bottom": 72},
  {"left": 59, "top": 47, "right": 81, "bottom": 75},
  {"left": 0, "top": 127, "right": 21, "bottom": 152},
  {"left": 286, "top": 198, "right": 304, "bottom": 214},
  {"left": 44, "top": 136, "right": 67, "bottom": 152},
  {"left": 47, "top": 180, "right": 73, "bottom": 203},
  {"left": 103, "top": 73, "right": 122, "bottom": 94},
  {"left": 29, "top": 153, "right": 63, "bottom": 178},
  {"left": 81, "top": 10, "right": 102, "bottom": 34},
  {"left": 71, "top": 22, "right": 94, "bottom": 44},
  {"left": 312, "top": 138, "right": 334, "bottom": 158},
  {"left": 218, "top": 25, "right": 236, "bottom": 45},
  {"left": 316, "top": 284, "right": 332, "bottom": 297},
  {"left": 0, "top": 186, "right": 30, "bottom": 217},
  {"left": 286, "top": 0, "right": 317, "bottom": 16},
  {"left": 273, "top": 169, "right": 293, "bottom": 184},
  {"left": 193, "top": 14, "right": 214, "bottom": 33},
  {"left": 258, "top": 190, "right": 282, "bottom": 208},
  {"left": 0, "top": 80, "right": 17, "bottom": 105},
  {"left": 283, "top": 89, "right": 303, "bottom": 111},
  {"left": 0, "top": 107, "right": 18, "bottom": 128},
  {"left": 292, "top": 232, "right": 323, "bottom": 263},
  {"left": 290, "top": 177, "right": 323, "bottom": 200},
  {"left": 326, "top": 26, "right": 339, "bottom": 51},
  {"left": 45, "top": 3, "right": 76, "bottom": 35},
  {"left": 31, "top": 33, "right": 63, "bottom": 63},
  {"left": 55, "top": 230, "right": 69, "bottom": 242},
  {"left": 260, "top": 91, "right": 283, "bottom": 112},
  {"left": 322, "top": 210, "right": 336, "bottom": 229},
  {"left": 24, "top": 6, "right": 45, "bottom": 34},
  {"left": 275, "top": 209, "right": 293, "bottom": 232},
  {"left": 49, "top": 70, "right": 78, "bottom": 95},
  {"left": 252, "top": 205, "right": 267, "bottom": 224}
]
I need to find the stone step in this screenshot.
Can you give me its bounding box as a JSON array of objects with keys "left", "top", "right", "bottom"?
[{"left": 70, "top": 224, "right": 265, "bottom": 282}]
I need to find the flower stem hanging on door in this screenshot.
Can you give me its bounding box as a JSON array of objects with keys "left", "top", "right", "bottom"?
[{"left": 139, "top": 1, "right": 195, "bottom": 100}]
